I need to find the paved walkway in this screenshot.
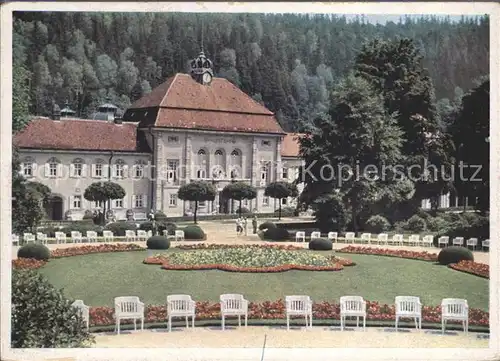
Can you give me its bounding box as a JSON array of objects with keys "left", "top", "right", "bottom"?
[{"left": 93, "top": 326, "right": 489, "bottom": 348}]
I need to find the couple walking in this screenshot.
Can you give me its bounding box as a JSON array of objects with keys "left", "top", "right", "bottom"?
[{"left": 236, "top": 217, "right": 247, "bottom": 236}]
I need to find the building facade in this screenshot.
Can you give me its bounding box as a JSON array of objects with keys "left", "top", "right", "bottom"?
[{"left": 13, "top": 52, "right": 304, "bottom": 220}]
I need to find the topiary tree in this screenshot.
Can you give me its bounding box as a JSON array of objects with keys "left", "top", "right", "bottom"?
[
  {"left": 365, "top": 215, "right": 391, "bottom": 233},
  {"left": 83, "top": 182, "right": 125, "bottom": 225},
  {"left": 264, "top": 181, "right": 298, "bottom": 220},
  {"left": 221, "top": 182, "right": 257, "bottom": 218},
  {"left": 146, "top": 235, "right": 170, "bottom": 250},
  {"left": 182, "top": 225, "right": 206, "bottom": 240},
  {"left": 11, "top": 269, "right": 95, "bottom": 347},
  {"left": 309, "top": 238, "right": 333, "bottom": 251},
  {"left": 437, "top": 246, "right": 474, "bottom": 265},
  {"left": 177, "top": 181, "right": 216, "bottom": 224},
  {"left": 17, "top": 243, "right": 51, "bottom": 260}
]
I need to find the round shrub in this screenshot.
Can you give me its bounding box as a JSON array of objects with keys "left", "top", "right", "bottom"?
[
  {"left": 308, "top": 238, "right": 333, "bottom": 251},
  {"left": 154, "top": 211, "right": 168, "bottom": 223},
  {"left": 426, "top": 216, "right": 449, "bottom": 232},
  {"left": 157, "top": 222, "right": 177, "bottom": 236},
  {"left": 406, "top": 215, "right": 427, "bottom": 232},
  {"left": 259, "top": 221, "right": 277, "bottom": 231},
  {"left": 365, "top": 215, "right": 391, "bottom": 233},
  {"left": 82, "top": 210, "right": 94, "bottom": 220},
  {"left": 104, "top": 222, "right": 137, "bottom": 236},
  {"left": 235, "top": 207, "right": 251, "bottom": 214},
  {"left": 61, "top": 223, "right": 103, "bottom": 237},
  {"left": 146, "top": 235, "right": 171, "bottom": 250},
  {"left": 183, "top": 225, "right": 206, "bottom": 240},
  {"left": 139, "top": 221, "right": 155, "bottom": 232},
  {"left": 17, "top": 244, "right": 50, "bottom": 261},
  {"left": 437, "top": 246, "right": 474, "bottom": 265},
  {"left": 263, "top": 227, "right": 290, "bottom": 241}
]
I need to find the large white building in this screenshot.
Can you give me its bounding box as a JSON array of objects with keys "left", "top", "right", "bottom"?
[{"left": 14, "top": 52, "right": 304, "bottom": 221}]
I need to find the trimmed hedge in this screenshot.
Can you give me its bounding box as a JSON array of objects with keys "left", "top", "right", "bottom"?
[
  {"left": 182, "top": 225, "right": 206, "bottom": 240},
  {"left": 104, "top": 222, "right": 137, "bottom": 237},
  {"left": 263, "top": 227, "right": 291, "bottom": 241},
  {"left": 276, "top": 222, "right": 317, "bottom": 229},
  {"left": 437, "top": 246, "right": 474, "bottom": 265},
  {"left": 161, "top": 211, "right": 297, "bottom": 222},
  {"left": 60, "top": 224, "right": 103, "bottom": 237},
  {"left": 157, "top": 222, "right": 177, "bottom": 236},
  {"left": 146, "top": 236, "right": 171, "bottom": 250},
  {"left": 139, "top": 221, "right": 155, "bottom": 232},
  {"left": 17, "top": 244, "right": 51, "bottom": 261},
  {"left": 309, "top": 239, "right": 333, "bottom": 251},
  {"left": 258, "top": 222, "right": 277, "bottom": 231}
]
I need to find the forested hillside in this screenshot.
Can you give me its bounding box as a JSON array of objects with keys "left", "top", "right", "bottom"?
[{"left": 13, "top": 12, "right": 489, "bottom": 131}]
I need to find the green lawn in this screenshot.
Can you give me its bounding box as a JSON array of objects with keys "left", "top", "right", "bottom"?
[{"left": 38, "top": 250, "right": 488, "bottom": 310}]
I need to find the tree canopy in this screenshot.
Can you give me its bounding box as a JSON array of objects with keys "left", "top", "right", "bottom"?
[
  {"left": 83, "top": 182, "right": 125, "bottom": 223},
  {"left": 221, "top": 182, "right": 257, "bottom": 217},
  {"left": 264, "top": 181, "right": 298, "bottom": 219},
  {"left": 177, "top": 181, "right": 217, "bottom": 223}
]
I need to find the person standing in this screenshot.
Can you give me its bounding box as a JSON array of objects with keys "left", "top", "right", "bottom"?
[
  {"left": 236, "top": 217, "right": 242, "bottom": 235},
  {"left": 243, "top": 217, "right": 248, "bottom": 236},
  {"left": 252, "top": 216, "right": 258, "bottom": 234}
]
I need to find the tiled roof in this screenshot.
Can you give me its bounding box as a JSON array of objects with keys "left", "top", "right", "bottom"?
[
  {"left": 13, "top": 118, "right": 149, "bottom": 153},
  {"left": 126, "top": 73, "right": 284, "bottom": 134},
  {"left": 281, "top": 133, "right": 304, "bottom": 158}
]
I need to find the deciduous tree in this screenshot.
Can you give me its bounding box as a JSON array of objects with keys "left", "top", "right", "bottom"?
[{"left": 177, "top": 181, "right": 216, "bottom": 224}]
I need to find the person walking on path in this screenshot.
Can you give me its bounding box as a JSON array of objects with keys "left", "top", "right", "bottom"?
[
  {"left": 236, "top": 217, "right": 242, "bottom": 236},
  {"left": 243, "top": 217, "right": 248, "bottom": 236},
  {"left": 252, "top": 216, "right": 258, "bottom": 234}
]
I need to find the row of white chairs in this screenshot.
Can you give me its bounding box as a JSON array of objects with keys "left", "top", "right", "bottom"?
[
  {"left": 295, "top": 231, "right": 489, "bottom": 250},
  {"left": 72, "top": 294, "right": 469, "bottom": 335},
  {"left": 13, "top": 230, "right": 186, "bottom": 245}
]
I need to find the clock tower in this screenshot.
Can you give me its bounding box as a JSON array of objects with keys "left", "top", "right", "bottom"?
[{"left": 189, "top": 51, "right": 214, "bottom": 86}]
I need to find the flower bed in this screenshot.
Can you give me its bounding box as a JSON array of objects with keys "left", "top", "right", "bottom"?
[
  {"left": 175, "top": 243, "right": 305, "bottom": 251},
  {"left": 338, "top": 246, "right": 438, "bottom": 262},
  {"left": 144, "top": 246, "right": 355, "bottom": 273},
  {"left": 87, "top": 299, "right": 489, "bottom": 327},
  {"left": 448, "top": 260, "right": 489, "bottom": 279},
  {"left": 12, "top": 244, "right": 145, "bottom": 270}
]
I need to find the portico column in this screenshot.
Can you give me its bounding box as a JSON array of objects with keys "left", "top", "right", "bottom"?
[
  {"left": 185, "top": 135, "right": 192, "bottom": 181},
  {"left": 276, "top": 137, "right": 282, "bottom": 182},
  {"left": 251, "top": 138, "right": 259, "bottom": 212}
]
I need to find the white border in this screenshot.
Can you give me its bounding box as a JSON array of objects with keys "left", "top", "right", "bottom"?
[{"left": 1, "top": 2, "right": 498, "bottom": 360}]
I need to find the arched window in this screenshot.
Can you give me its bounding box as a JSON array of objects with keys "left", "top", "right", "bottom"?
[
  {"left": 230, "top": 149, "right": 243, "bottom": 178},
  {"left": 231, "top": 149, "right": 240, "bottom": 156},
  {"left": 133, "top": 160, "right": 147, "bottom": 179},
  {"left": 114, "top": 159, "right": 126, "bottom": 178},
  {"left": 71, "top": 158, "right": 85, "bottom": 177},
  {"left": 47, "top": 157, "right": 60, "bottom": 177},
  {"left": 213, "top": 149, "right": 226, "bottom": 178},
  {"left": 198, "top": 149, "right": 206, "bottom": 155},
  {"left": 22, "top": 156, "right": 35, "bottom": 177},
  {"left": 215, "top": 149, "right": 223, "bottom": 156},
  {"left": 196, "top": 149, "right": 208, "bottom": 179}
]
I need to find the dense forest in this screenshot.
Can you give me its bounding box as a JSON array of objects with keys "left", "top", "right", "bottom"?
[{"left": 13, "top": 12, "right": 489, "bottom": 131}]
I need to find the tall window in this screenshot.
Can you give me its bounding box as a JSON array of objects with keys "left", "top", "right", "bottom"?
[
  {"left": 71, "top": 158, "right": 84, "bottom": 177},
  {"left": 134, "top": 160, "right": 146, "bottom": 179},
  {"left": 133, "top": 194, "right": 145, "bottom": 208},
  {"left": 22, "top": 157, "right": 34, "bottom": 177},
  {"left": 73, "top": 195, "right": 82, "bottom": 209},
  {"left": 260, "top": 164, "right": 268, "bottom": 184},
  {"left": 93, "top": 200, "right": 103, "bottom": 208},
  {"left": 94, "top": 159, "right": 104, "bottom": 178},
  {"left": 281, "top": 198, "right": 288, "bottom": 205},
  {"left": 197, "top": 149, "right": 208, "bottom": 179},
  {"left": 282, "top": 167, "right": 288, "bottom": 180},
  {"left": 167, "top": 160, "right": 178, "bottom": 183},
  {"left": 169, "top": 194, "right": 177, "bottom": 207},
  {"left": 48, "top": 157, "right": 59, "bottom": 177},
  {"left": 213, "top": 149, "right": 225, "bottom": 178},
  {"left": 114, "top": 159, "right": 125, "bottom": 178},
  {"left": 263, "top": 196, "right": 269, "bottom": 206},
  {"left": 230, "top": 149, "right": 242, "bottom": 178},
  {"left": 114, "top": 198, "right": 124, "bottom": 208}
]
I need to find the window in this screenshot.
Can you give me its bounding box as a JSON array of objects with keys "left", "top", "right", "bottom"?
[
  {"left": 242, "top": 199, "right": 248, "bottom": 207},
  {"left": 261, "top": 165, "right": 268, "bottom": 182},
  {"left": 48, "top": 157, "right": 59, "bottom": 177},
  {"left": 169, "top": 194, "right": 177, "bottom": 207},
  {"left": 93, "top": 200, "right": 103, "bottom": 208},
  {"left": 167, "top": 160, "right": 178, "bottom": 183},
  {"left": 71, "top": 158, "right": 84, "bottom": 177},
  {"left": 231, "top": 149, "right": 240, "bottom": 156},
  {"left": 199, "top": 200, "right": 206, "bottom": 208},
  {"left": 114, "top": 198, "right": 124, "bottom": 208},
  {"left": 94, "top": 159, "right": 104, "bottom": 178},
  {"left": 282, "top": 167, "right": 288, "bottom": 180},
  {"left": 134, "top": 194, "right": 145, "bottom": 208},
  {"left": 263, "top": 197, "right": 269, "bottom": 206},
  {"left": 215, "top": 149, "right": 223, "bottom": 156},
  {"left": 134, "top": 161, "right": 145, "bottom": 179},
  {"left": 114, "top": 159, "right": 125, "bottom": 178},
  {"left": 168, "top": 135, "right": 179, "bottom": 143},
  {"left": 281, "top": 198, "right": 288, "bottom": 205},
  {"left": 22, "top": 157, "right": 34, "bottom": 177},
  {"left": 261, "top": 140, "right": 271, "bottom": 146},
  {"left": 198, "top": 149, "right": 206, "bottom": 155},
  {"left": 197, "top": 169, "right": 206, "bottom": 178},
  {"left": 73, "top": 195, "right": 82, "bottom": 209}
]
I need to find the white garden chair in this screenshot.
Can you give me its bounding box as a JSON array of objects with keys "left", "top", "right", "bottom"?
[
  {"left": 482, "top": 239, "right": 490, "bottom": 251},
  {"left": 285, "top": 295, "right": 313, "bottom": 330},
  {"left": 295, "top": 231, "right": 305, "bottom": 242},
  {"left": 147, "top": 230, "right": 153, "bottom": 238},
  {"left": 310, "top": 231, "right": 321, "bottom": 240},
  {"left": 441, "top": 298, "right": 468, "bottom": 334},
  {"left": 360, "top": 233, "right": 371, "bottom": 244},
  {"left": 71, "top": 231, "right": 83, "bottom": 243},
  {"left": 36, "top": 232, "right": 48, "bottom": 245},
  {"left": 466, "top": 238, "right": 478, "bottom": 250},
  {"left": 391, "top": 234, "right": 403, "bottom": 246},
  {"left": 452, "top": 237, "right": 464, "bottom": 247},
  {"left": 125, "top": 230, "right": 136, "bottom": 242},
  {"left": 12, "top": 234, "right": 19, "bottom": 246},
  {"left": 23, "top": 233, "right": 36, "bottom": 244},
  {"left": 438, "top": 236, "right": 449, "bottom": 248},
  {"left": 86, "top": 231, "right": 98, "bottom": 243},
  {"left": 114, "top": 296, "right": 145, "bottom": 334},
  {"left": 175, "top": 230, "right": 185, "bottom": 242},
  {"left": 136, "top": 230, "right": 148, "bottom": 241},
  {"left": 327, "top": 232, "right": 338, "bottom": 243},
  {"left": 103, "top": 230, "right": 114, "bottom": 242},
  {"left": 422, "top": 235, "right": 434, "bottom": 247},
  {"left": 55, "top": 231, "right": 67, "bottom": 244},
  {"left": 395, "top": 296, "right": 422, "bottom": 331},
  {"left": 345, "top": 232, "right": 355, "bottom": 244},
  {"left": 377, "top": 233, "right": 388, "bottom": 245},
  {"left": 220, "top": 294, "right": 248, "bottom": 330},
  {"left": 340, "top": 296, "right": 366, "bottom": 331},
  {"left": 167, "top": 295, "right": 196, "bottom": 332},
  {"left": 72, "top": 300, "right": 90, "bottom": 330},
  {"left": 410, "top": 234, "right": 420, "bottom": 247}
]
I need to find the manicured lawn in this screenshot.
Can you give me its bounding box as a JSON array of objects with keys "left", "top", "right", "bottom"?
[{"left": 38, "top": 250, "right": 488, "bottom": 310}]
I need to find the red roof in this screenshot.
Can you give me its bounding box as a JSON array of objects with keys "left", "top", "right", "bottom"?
[
  {"left": 281, "top": 133, "right": 304, "bottom": 158},
  {"left": 13, "top": 118, "right": 146, "bottom": 152},
  {"left": 127, "top": 73, "right": 284, "bottom": 134}
]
